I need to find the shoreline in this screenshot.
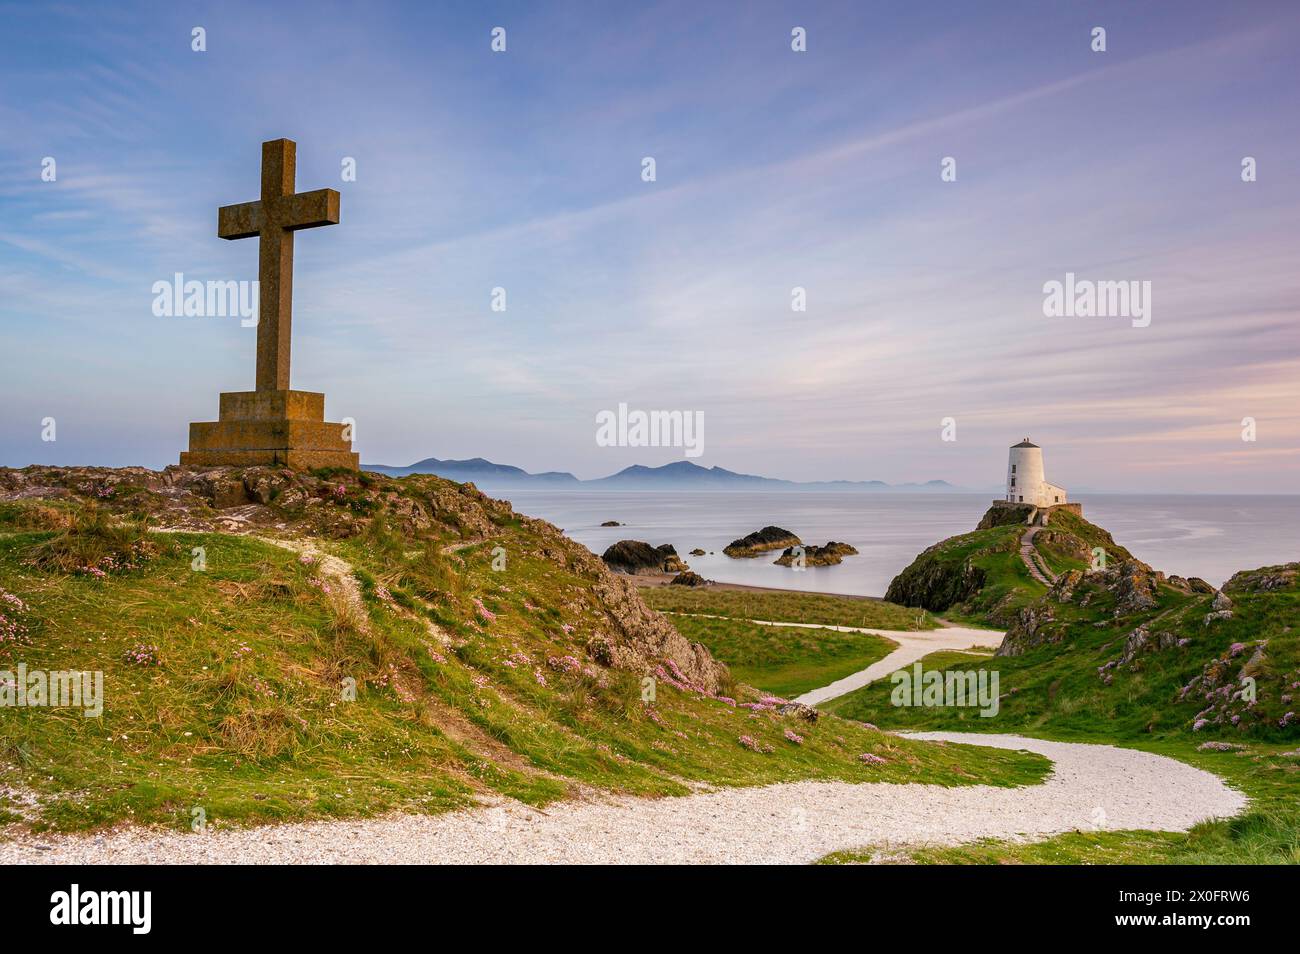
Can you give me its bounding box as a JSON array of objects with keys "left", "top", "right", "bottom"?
[{"left": 628, "top": 573, "right": 889, "bottom": 602}]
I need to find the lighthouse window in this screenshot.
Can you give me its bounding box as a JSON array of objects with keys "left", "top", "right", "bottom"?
[
  {"left": 1011, "top": 465, "right": 1016, "bottom": 474},
  {"left": 1010, "top": 477, "right": 1016, "bottom": 487}
]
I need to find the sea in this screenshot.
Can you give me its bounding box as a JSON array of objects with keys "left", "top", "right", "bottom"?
[{"left": 501, "top": 492, "right": 1300, "bottom": 597}]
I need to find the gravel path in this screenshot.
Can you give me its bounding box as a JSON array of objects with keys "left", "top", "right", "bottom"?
[
  {"left": 792, "top": 623, "right": 1004, "bottom": 706},
  {"left": 0, "top": 733, "right": 1244, "bottom": 864}
]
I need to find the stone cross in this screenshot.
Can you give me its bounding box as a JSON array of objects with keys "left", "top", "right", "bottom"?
[{"left": 218, "top": 139, "right": 339, "bottom": 391}]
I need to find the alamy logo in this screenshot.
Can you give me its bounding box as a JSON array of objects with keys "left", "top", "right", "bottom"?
[
  {"left": 1, "top": 664, "right": 103, "bottom": 717},
  {"left": 890, "top": 663, "right": 1000, "bottom": 717},
  {"left": 50, "top": 884, "right": 151, "bottom": 934},
  {"left": 1042, "top": 272, "right": 1151, "bottom": 328},
  {"left": 595, "top": 402, "right": 704, "bottom": 458},
  {"left": 152, "top": 273, "right": 258, "bottom": 326}
]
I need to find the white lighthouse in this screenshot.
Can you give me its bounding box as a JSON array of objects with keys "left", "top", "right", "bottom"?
[{"left": 1005, "top": 439, "right": 1067, "bottom": 507}]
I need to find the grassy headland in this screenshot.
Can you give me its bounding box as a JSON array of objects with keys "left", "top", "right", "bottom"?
[
  {"left": 821, "top": 501, "right": 1300, "bottom": 864},
  {"left": 0, "top": 468, "right": 1046, "bottom": 833}
]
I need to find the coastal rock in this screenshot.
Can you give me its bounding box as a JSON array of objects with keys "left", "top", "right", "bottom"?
[
  {"left": 1212, "top": 590, "right": 1233, "bottom": 611},
  {"left": 670, "top": 571, "right": 709, "bottom": 587},
  {"left": 601, "top": 540, "right": 668, "bottom": 575},
  {"left": 773, "top": 541, "right": 859, "bottom": 567},
  {"left": 885, "top": 549, "right": 987, "bottom": 614},
  {"left": 723, "top": 526, "right": 800, "bottom": 558},
  {"left": 689, "top": 548, "right": 706, "bottom": 556},
  {"left": 600, "top": 520, "right": 623, "bottom": 527},
  {"left": 654, "top": 544, "right": 691, "bottom": 573}
]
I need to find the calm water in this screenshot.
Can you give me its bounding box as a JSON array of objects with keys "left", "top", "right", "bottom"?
[{"left": 503, "top": 492, "right": 1300, "bottom": 597}]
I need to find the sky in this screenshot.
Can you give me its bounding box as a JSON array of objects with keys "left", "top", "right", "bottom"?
[{"left": 1, "top": 0, "right": 1298, "bottom": 492}]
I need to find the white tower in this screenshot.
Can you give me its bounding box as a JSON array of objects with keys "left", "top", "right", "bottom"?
[{"left": 1005, "top": 439, "right": 1067, "bottom": 507}]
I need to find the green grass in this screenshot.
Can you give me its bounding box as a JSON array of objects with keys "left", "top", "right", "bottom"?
[
  {"left": 0, "top": 489, "right": 1048, "bottom": 834},
  {"left": 815, "top": 498, "right": 1300, "bottom": 864},
  {"left": 823, "top": 581, "right": 1299, "bottom": 741},
  {"left": 667, "top": 614, "right": 897, "bottom": 698},
  {"left": 641, "top": 585, "right": 939, "bottom": 630},
  {"left": 884, "top": 524, "right": 1047, "bottom": 624}
]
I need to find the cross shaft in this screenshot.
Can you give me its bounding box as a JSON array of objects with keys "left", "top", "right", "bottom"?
[{"left": 217, "top": 139, "right": 339, "bottom": 392}]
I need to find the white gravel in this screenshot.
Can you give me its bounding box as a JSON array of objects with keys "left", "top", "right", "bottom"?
[
  {"left": 0, "top": 733, "right": 1245, "bottom": 864},
  {"left": 791, "top": 622, "right": 1005, "bottom": 705}
]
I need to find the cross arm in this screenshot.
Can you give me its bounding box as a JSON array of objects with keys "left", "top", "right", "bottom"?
[
  {"left": 217, "top": 201, "right": 264, "bottom": 240},
  {"left": 280, "top": 189, "right": 341, "bottom": 231}
]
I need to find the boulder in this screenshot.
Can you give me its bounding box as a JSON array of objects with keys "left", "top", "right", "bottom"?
[
  {"left": 723, "top": 526, "right": 800, "bottom": 558},
  {"left": 600, "top": 540, "right": 666, "bottom": 575},
  {"left": 773, "top": 541, "right": 859, "bottom": 567},
  {"left": 670, "top": 571, "right": 708, "bottom": 587},
  {"left": 1107, "top": 560, "right": 1160, "bottom": 616},
  {"left": 777, "top": 702, "right": 819, "bottom": 722}
]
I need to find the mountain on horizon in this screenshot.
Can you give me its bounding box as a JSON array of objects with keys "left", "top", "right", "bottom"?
[{"left": 362, "top": 457, "right": 969, "bottom": 493}]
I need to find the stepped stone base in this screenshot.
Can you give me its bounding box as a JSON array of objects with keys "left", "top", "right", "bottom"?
[{"left": 180, "top": 389, "right": 358, "bottom": 470}]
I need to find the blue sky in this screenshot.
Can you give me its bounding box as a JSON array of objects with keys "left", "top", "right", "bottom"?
[{"left": 1, "top": 0, "right": 1298, "bottom": 491}]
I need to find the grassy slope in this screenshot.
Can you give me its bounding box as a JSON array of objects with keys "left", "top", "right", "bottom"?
[
  {"left": 666, "top": 614, "right": 897, "bottom": 698},
  {"left": 0, "top": 492, "right": 1046, "bottom": 833},
  {"left": 824, "top": 575, "right": 1299, "bottom": 741},
  {"left": 820, "top": 507, "right": 1300, "bottom": 864},
  {"left": 884, "top": 524, "right": 1042, "bottom": 625},
  {"left": 641, "top": 585, "right": 940, "bottom": 630}
]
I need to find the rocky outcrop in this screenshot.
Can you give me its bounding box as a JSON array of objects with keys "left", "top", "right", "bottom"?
[
  {"left": 995, "top": 601, "right": 1058, "bottom": 656},
  {"left": 689, "top": 548, "right": 706, "bottom": 556},
  {"left": 1175, "top": 640, "right": 1288, "bottom": 734},
  {"left": 1225, "top": 563, "right": 1299, "bottom": 593},
  {"left": 601, "top": 540, "right": 668, "bottom": 574},
  {"left": 884, "top": 546, "right": 987, "bottom": 613},
  {"left": 1000, "top": 555, "right": 1170, "bottom": 656},
  {"left": 600, "top": 520, "right": 623, "bottom": 527},
  {"left": 1106, "top": 561, "right": 1161, "bottom": 616},
  {"left": 723, "top": 526, "right": 800, "bottom": 558},
  {"left": 773, "top": 541, "right": 859, "bottom": 567},
  {"left": 670, "top": 571, "right": 708, "bottom": 587},
  {"left": 1169, "top": 575, "right": 1216, "bottom": 594}
]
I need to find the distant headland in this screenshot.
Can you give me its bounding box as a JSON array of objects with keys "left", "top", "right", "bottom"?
[{"left": 362, "top": 457, "right": 968, "bottom": 493}]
